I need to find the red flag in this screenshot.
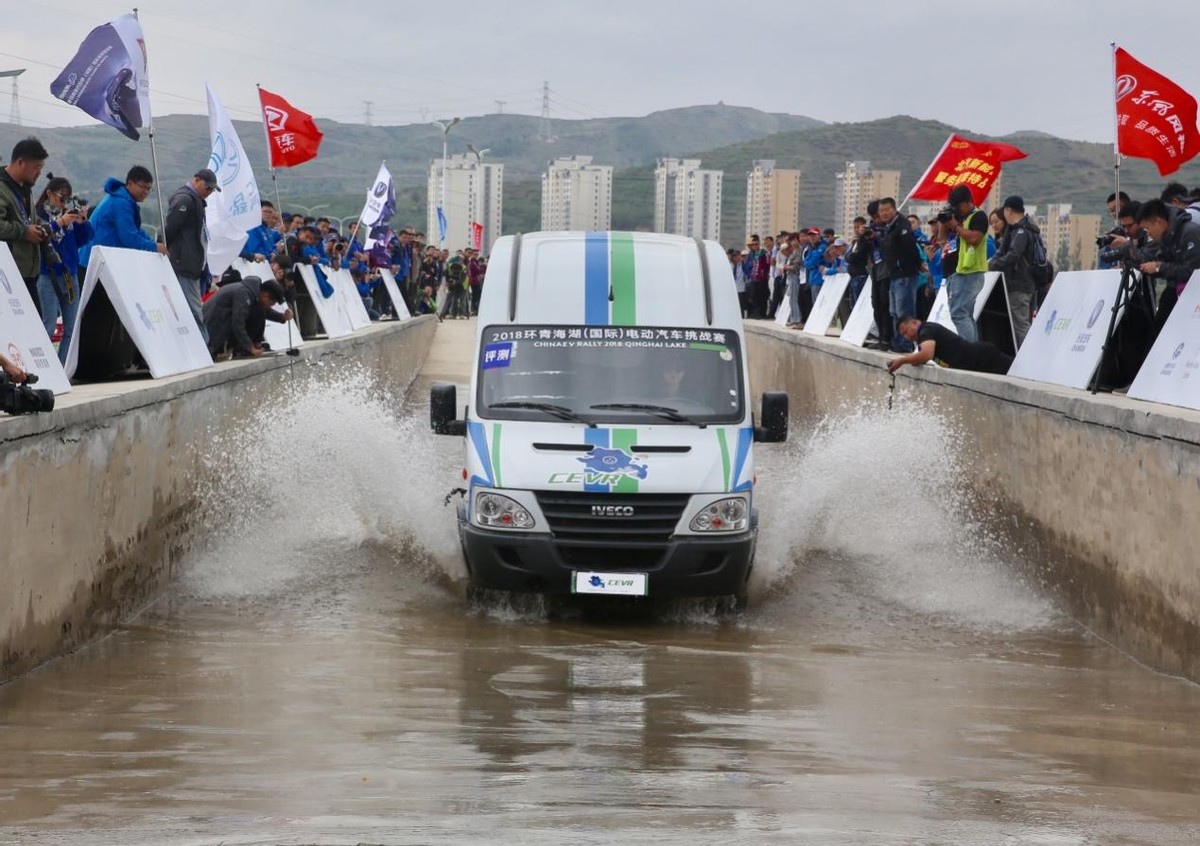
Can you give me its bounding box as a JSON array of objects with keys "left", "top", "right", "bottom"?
[
  {"left": 905, "top": 134, "right": 1027, "bottom": 207},
  {"left": 471, "top": 222, "right": 483, "bottom": 251},
  {"left": 1114, "top": 47, "right": 1200, "bottom": 176},
  {"left": 258, "top": 87, "right": 323, "bottom": 168}
]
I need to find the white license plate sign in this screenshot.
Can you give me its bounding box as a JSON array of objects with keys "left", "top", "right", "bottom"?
[{"left": 572, "top": 571, "right": 648, "bottom": 596}]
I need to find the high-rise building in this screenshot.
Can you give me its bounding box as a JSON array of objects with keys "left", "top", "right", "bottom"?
[
  {"left": 745, "top": 160, "right": 800, "bottom": 240},
  {"left": 654, "top": 158, "right": 723, "bottom": 241},
  {"left": 427, "top": 153, "right": 504, "bottom": 253},
  {"left": 1038, "top": 203, "right": 1101, "bottom": 271},
  {"left": 833, "top": 161, "right": 901, "bottom": 237},
  {"left": 540, "top": 155, "right": 613, "bottom": 231}
]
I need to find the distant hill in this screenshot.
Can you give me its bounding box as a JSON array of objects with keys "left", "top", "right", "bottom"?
[
  {"left": 6, "top": 110, "right": 1197, "bottom": 246},
  {"left": 690, "top": 116, "right": 1200, "bottom": 240},
  {"left": 0, "top": 103, "right": 824, "bottom": 226}
]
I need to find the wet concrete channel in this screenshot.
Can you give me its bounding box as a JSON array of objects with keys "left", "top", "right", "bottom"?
[{"left": 1, "top": 319, "right": 1198, "bottom": 845}]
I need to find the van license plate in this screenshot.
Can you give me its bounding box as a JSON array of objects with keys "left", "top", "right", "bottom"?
[{"left": 572, "top": 572, "right": 648, "bottom": 596}]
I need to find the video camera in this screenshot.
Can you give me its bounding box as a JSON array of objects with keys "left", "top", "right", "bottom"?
[
  {"left": 0, "top": 372, "right": 55, "bottom": 415},
  {"left": 1099, "top": 237, "right": 1158, "bottom": 269}
]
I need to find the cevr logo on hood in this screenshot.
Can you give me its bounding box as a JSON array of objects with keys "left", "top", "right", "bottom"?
[{"left": 548, "top": 446, "right": 649, "bottom": 487}]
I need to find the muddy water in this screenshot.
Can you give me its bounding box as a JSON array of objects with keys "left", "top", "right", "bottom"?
[{"left": 1, "top": 320, "right": 1198, "bottom": 845}]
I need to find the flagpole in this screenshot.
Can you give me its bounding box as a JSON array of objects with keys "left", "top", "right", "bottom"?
[
  {"left": 1111, "top": 41, "right": 1122, "bottom": 218},
  {"left": 255, "top": 85, "right": 285, "bottom": 226},
  {"left": 132, "top": 8, "right": 167, "bottom": 242}
]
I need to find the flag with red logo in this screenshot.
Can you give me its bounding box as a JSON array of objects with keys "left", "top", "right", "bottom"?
[
  {"left": 904, "top": 134, "right": 1028, "bottom": 207},
  {"left": 258, "top": 87, "right": 323, "bottom": 168},
  {"left": 471, "top": 222, "right": 483, "bottom": 251},
  {"left": 1114, "top": 47, "right": 1200, "bottom": 176}
]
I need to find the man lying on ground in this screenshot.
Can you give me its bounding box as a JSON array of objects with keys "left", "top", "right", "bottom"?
[{"left": 886, "top": 314, "right": 1013, "bottom": 375}]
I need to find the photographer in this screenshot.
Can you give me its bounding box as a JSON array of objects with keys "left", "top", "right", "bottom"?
[
  {"left": 1097, "top": 202, "right": 1146, "bottom": 266},
  {"left": 1135, "top": 199, "right": 1200, "bottom": 337},
  {"left": 0, "top": 138, "right": 57, "bottom": 313},
  {"left": 35, "top": 175, "right": 92, "bottom": 363}
]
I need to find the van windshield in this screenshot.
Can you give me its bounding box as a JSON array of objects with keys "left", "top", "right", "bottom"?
[{"left": 476, "top": 325, "right": 744, "bottom": 425}]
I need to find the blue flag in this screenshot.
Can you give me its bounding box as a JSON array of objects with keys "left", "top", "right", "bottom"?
[
  {"left": 50, "top": 14, "right": 150, "bottom": 141},
  {"left": 313, "top": 265, "right": 335, "bottom": 299},
  {"left": 437, "top": 206, "right": 448, "bottom": 243}
]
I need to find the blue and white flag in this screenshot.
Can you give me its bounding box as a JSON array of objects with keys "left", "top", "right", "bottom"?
[
  {"left": 50, "top": 13, "right": 150, "bottom": 141},
  {"left": 205, "top": 82, "right": 260, "bottom": 276},
  {"left": 436, "top": 206, "right": 448, "bottom": 244},
  {"left": 358, "top": 163, "right": 396, "bottom": 250}
]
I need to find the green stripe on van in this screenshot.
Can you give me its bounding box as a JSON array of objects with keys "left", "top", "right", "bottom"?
[
  {"left": 717, "top": 428, "right": 731, "bottom": 493},
  {"left": 612, "top": 428, "right": 639, "bottom": 493},
  {"left": 610, "top": 232, "right": 636, "bottom": 325},
  {"left": 491, "top": 423, "right": 503, "bottom": 488}
]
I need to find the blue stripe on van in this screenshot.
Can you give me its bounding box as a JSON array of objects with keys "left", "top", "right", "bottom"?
[
  {"left": 731, "top": 427, "right": 754, "bottom": 492},
  {"left": 584, "top": 231, "right": 609, "bottom": 326},
  {"left": 582, "top": 427, "right": 611, "bottom": 493}
]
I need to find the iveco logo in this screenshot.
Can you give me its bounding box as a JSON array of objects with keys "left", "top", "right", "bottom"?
[{"left": 591, "top": 505, "right": 635, "bottom": 517}]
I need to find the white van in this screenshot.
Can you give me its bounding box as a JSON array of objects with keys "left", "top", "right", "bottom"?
[{"left": 431, "top": 231, "right": 787, "bottom": 605}]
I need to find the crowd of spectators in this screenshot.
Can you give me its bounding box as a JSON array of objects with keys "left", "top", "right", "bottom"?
[{"left": 0, "top": 136, "right": 490, "bottom": 373}]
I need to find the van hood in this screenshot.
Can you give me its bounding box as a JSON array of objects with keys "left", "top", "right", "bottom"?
[{"left": 466, "top": 421, "right": 754, "bottom": 495}]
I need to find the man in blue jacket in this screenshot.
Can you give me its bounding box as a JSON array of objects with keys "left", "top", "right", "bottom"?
[
  {"left": 78, "top": 165, "right": 166, "bottom": 269},
  {"left": 240, "top": 200, "right": 282, "bottom": 262}
]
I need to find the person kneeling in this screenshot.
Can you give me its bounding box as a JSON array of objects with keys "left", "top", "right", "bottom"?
[
  {"left": 886, "top": 314, "right": 1012, "bottom": 375},
  {"left": 203, "top": 273, "right": 291, "bottom": 360}
]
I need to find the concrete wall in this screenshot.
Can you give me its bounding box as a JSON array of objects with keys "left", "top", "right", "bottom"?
[
  {"left": 0, "top": 318, "right": 437, "bottom": 683},
  {"left": 746, "top": 324, "right": 1200, "bottom": 681}
]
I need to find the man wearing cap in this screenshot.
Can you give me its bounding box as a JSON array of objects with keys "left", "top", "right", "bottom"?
[
  {"left": 944, "top": 184, "right": 989, "bottom": 342},
  {"left": 988, "top": 195, "right": 1041, "bottom": 346},
  {"left": 165, "top": 168, "right": 221, "bottom": 343}
]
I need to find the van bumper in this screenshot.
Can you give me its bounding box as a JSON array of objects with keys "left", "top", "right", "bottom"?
[{"left": 460, "top": 524, "right": 756, "bottom": 597}]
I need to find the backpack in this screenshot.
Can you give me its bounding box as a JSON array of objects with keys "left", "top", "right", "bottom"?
[{"left": 1026, "top": 226, "right": 1054, "bottom": 288}]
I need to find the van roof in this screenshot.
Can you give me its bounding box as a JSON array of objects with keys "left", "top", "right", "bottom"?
[{"left": 479, "top": 231, "right": 740, "bottom": 329}]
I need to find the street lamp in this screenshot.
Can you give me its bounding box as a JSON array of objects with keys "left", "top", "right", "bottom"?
[
  {"left": 466, "top": 144, "right": 492, "bottom": 253},
  {"left": 432, "top": 117, "right": 461, "bottom": 247}
]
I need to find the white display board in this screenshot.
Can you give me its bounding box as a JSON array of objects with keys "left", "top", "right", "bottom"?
[
  {"left": 1128, "top": 272, "right": 1200, "bottom": 410},
  {"left": 839, "top": 279, "right": 876, "bottom": 347},
  {"left": 0, "top": 244, "right": 72, "bottom": 394},
  {"left": 929, "top": 271, "right": 1003, "bottom": 333},
  {"left": 331, "top": 268, "right": 372, "bottom": 330},
  {"left": 1008, "top": 270, "right": 1124, "bottom": 389},
  {"left": 377, "top": 268, "right": 412, "bottom": 320},
  {"left": 803, "top": 273, "right": 851, "bottom": 337},
  {"left": 65, "top": 247, "right": 213, "bottom": 379},
  {"left": 774, "top": 289, "right": 791, "bottom": 326},
  {"left": 296, "top": 264, "right": 354, "bottom": 338},
  {"left": 232, "top": 259, "right": 304, "bottom": 351}
]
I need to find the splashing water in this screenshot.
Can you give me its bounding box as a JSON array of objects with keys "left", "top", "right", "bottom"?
[
  {"left": 183, "top": 365, "right": 462, "bottom": 599},
  {"left": 752, "top": 400, "right": 1058, "bottom": 632}
]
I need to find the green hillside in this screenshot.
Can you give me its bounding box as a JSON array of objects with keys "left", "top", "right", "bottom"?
[
  {"left": 0, "top": 103, "right": 822, "bottom": 221},
  {"left": 6, "top": 110, "right": 1197, "bottom": 247}
]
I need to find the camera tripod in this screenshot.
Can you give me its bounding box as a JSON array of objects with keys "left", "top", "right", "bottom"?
[{"left": 1088, "top": 260, "right": 1157, "bottom": 394}]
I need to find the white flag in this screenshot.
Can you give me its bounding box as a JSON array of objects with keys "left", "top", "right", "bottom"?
[
  {"left": 204, "top": 82, "right": 260, "bottom": 277},
  {"left": 357, "top": 163, "right": 395, "bottom": 250}
]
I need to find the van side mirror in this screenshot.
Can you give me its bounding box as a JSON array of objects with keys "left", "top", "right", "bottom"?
[
  {"left": 754, "top": 391, "right": 788, "bottom": 443},
  {"left": 431, "top": 382, "right": 466, "bottom": 436}
]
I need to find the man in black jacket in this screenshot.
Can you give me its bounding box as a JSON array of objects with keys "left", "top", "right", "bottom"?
[
  {"left": 878, "top": 197, "right": 924, "bottom": 352},
  {"left": 203, "top": 274, "right": 291, "bottom": 359},
  {"left": 988, "top": 195, "right": 1041, "bottom": 347},
  {"left": 164, "top": 168, "right": 219, "bottom": 343},
  {"left": 1136, "top": 199, "right": 1200, "bottom": 338},
  {"left": 845, "top": 216, "right": 871, "bottom": 307}
]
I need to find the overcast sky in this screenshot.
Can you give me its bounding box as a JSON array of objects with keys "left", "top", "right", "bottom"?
[{"left": 3, "top": 0, "right": 1195, "bottom": 143}]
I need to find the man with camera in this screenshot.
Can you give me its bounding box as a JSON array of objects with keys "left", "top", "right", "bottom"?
[
  {"left": 0, "top": 138, "right": 57, "bottom": 314},
  {"left": 944, "top": 185, "right": 989, "bottom": 342},
  {"left": 1135, "top": 199, "right": 1200, "bottom": 337}
]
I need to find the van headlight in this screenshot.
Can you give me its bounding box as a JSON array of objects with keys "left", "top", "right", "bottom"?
[
  {"left": 689, "top": 497, "right": 749, "bottom": 532},
  {"left": 474, "top": 492, "right": 535, "bottom": 530}
]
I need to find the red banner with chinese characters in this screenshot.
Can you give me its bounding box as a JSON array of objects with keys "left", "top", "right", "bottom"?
[
  {"left": 1114, "top": 47, "right": 1200, "bottom": 176},
  {"left": 258, "top": 87, "right": 323, "bottom": 169},
  {"left": 905, "top": 134, "right": 1028, "bottom": 206},
  {"left": 471, "top": 221, "right": 483, "bottom": 251}
]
